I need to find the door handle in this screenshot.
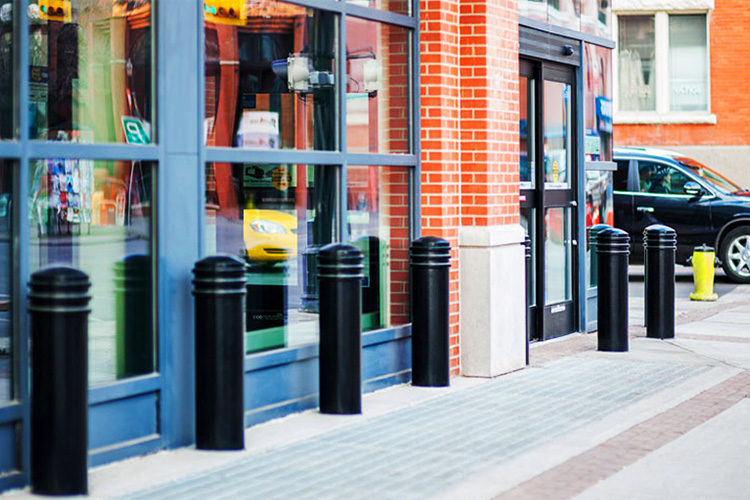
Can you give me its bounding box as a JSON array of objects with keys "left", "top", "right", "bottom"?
[{"left": 637, "top": 206, "right": 655, "bottom": 213}]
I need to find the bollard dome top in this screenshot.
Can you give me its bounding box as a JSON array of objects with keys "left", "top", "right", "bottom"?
[
  {"left": 29, "top": 266, "right": 90, "bottom": 287},
  {"left": 318, "top": 243, "right": 364, "bottom": 278},
  {"left": 194, "top": 255, "right": 245, "bottom": 273},
  {"left": 644, "top": 224, "right": 677, "bottom": 236},
  {"left": 410, "top": 236, "right": 451, "bottom": 266}
]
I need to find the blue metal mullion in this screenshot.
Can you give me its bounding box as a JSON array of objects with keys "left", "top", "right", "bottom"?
[
  {"left": 197, "top": 0, "right": 207, "bottom": 257},
  {"left": 410, "top": 10, "right": 421, "bottom": 240},
  {"left": 576, "top": 46, "right": 587, "bottom": 333},
  {"left": 26, "top": 143, "right": 159, "bottom": 161},
  {"left": 339, "top": 10, "right": 348, "bottom": 243},
  {"left": 345, "top": 153, "right": 418, "bottom": 167},
  {"left": 0, "top": 143, "right": 21, "bottom": 157},
  {"left": 0, "top": 402, "right": 22, "bottom": 422},
  {"left": 205, "top": 147, "right": 343, "bottom": 165},
  {"left": 15, "top": 0, "right": 31, "bottom": 485}
]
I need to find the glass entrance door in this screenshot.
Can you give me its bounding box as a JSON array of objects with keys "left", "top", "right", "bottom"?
[{"left": 520, "top": 60, "right": 577, "bottom": 341}]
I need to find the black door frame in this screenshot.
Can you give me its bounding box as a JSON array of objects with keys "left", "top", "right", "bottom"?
[{"left": 520, "top": 58, "right": 578, "bottom": 341}]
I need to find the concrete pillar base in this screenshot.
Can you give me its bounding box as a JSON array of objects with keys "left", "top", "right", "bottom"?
[{"left": 459, "top": 224, "right": 526, "bottom": 377}]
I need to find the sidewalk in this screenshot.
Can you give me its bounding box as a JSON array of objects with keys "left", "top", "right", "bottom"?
[{"left": 4, "top": 271, "right": 750, "bottom": 499}]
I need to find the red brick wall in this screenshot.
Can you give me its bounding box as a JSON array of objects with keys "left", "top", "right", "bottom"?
[
  {"left": 420, "top": 0, "right": 519, "bottom": 374},
  {"left": 615, "top": 1, "right": 750, "bottom": 146}
]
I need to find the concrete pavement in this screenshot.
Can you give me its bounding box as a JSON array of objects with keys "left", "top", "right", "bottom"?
[{"left": 2, "top": 268, "right": 750, "bottom": 499}]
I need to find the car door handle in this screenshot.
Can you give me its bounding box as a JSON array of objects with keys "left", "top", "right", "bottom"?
[{"left": 637, "top": 207, "right": 655, "bottom": 213}]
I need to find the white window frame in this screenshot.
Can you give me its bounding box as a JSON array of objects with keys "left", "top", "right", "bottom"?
[{"left": 613, "top": 8, "right": 715, "bottom": 125}]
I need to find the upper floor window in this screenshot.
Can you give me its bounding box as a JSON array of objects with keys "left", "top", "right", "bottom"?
[{"left": 616, "top": 11, "right": 711, "bottom": 121}]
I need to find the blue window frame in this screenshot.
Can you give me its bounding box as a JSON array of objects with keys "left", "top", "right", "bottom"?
[{"left": 0, "top": 0, "right": 420, "bottom": 492}]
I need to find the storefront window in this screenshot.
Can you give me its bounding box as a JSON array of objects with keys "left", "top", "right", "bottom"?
[
  {"left": 28, "top": 0, "right": 153, "bottom": 143},
  {"left": 0, "top": 3, "right": 15, "bottom": 140},
  {"left": 204, "top": 3, "right": 338, "bottom": 151},
  {"left": 346, "top": 0, "right": 410, "bottom": 16},
  {"left": 347, "top": 166, "right": 410, "bottom": 331},
  {"left": 206, "top": 162, "right": 337, "bottom": 353},
  {"left": 28, "top": 159, "right": 154, "bottom": 386},
  {"left": 618, "top": 15, "right": 655, "bottom": 112},
  {"left": 0, "top": 161, "right": 12, "bottom": 401},
  {"left": 346, "top": 18, "right": 410, "bottom": 154},
  {"left": 583, "top": 43, "right": 612, "bottom": 163}
]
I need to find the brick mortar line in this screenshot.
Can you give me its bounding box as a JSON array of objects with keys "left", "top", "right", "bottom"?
[{"left": 493, "top": 370, "right": 750, "bottom": 500}]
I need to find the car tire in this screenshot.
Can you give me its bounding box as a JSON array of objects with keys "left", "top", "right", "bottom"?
[{"left": 720, "top": 225, "right": 750, "bottom": 283}]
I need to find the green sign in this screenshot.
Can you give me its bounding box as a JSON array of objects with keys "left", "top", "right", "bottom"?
[{"left": 122, "top": 117, "right": 150, "bottom": 145}]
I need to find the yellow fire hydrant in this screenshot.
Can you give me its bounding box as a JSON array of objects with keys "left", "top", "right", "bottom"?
[{"left": 689, "top": 245, "right": 719, "bottom": 301}]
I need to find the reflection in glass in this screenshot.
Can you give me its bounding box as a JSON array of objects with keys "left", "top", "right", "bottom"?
[
  {"left": 583, "top": 43, "right": 613, "bottom": 163},
  {"left": 585, "top": 170, "right": 613, "bottom": 287},
  {"left": 618, "top": 16, "right": 655, "bottom": 112},
  {"left": 581, "top": 0, "right": 611, "bottom": 38},
  {"left": 670, "top": 15, "right": 708, "bottom": 112},
  {"left": 0, "top": 3, "right": 15, "bottom": 139},
  {"left": 544, "top": 80, "right": 571, "bottom": 188},
  {"left": 519, "top": 0, "right": 547, "bottom": 23},
  {"left": 548, "top": 0, "right": 580, "bottom": 31},
  {"left": 346, "top": 18, "right": 410, "bottom": 154},
  {"left": 520, "top": 75, "right": 535, "bottom": 188},
  {"left": 28, "top": 0, "right": 154, "bottom": 143},
  {"left": 206, "top": 163, "right": 337, "bottom": 353},
  {"left": 204, "top": 3, "right": 338, "bottom": 151},
  {"left": 29, "top": 159, "right": 154, "bottom": 385},
  {"left": 347, "top": 166, "right": 410, "bottom": 332},
  {"left": 346, "top": 0, "right": 410, "bottom": 16},
  {"left": 0, "top": 162, "right": 12, "bottom": 401},
  {"left": 545, "top": 207, "right": 571, "bottom": 304}
]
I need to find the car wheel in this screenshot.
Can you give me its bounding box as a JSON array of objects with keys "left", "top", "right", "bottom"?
[{"left": 720, "top": 226, "right": 750, "bottom": 283}]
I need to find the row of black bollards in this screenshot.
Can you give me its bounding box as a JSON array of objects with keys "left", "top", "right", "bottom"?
[{"left": 595, "top": 224, "right": 677, "bottom": 352}]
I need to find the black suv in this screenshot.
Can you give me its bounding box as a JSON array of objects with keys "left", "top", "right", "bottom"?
[{"left": 614, "top": 147, "right": 750, "bottom": 283}]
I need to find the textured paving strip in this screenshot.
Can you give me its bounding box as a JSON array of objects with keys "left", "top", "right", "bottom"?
[
  {"left": 119, "top": 358, "right": 706, "bottom": 500},
  {"left": 494, "top": 369, "right": 750, "bottom": 500}
]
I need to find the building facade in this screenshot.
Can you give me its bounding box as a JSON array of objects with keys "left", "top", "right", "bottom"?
[
  {"left": 0, "top": 0, "right": 612, "bottom": 491},
  {"left": 612, "top": 0, "right": 750, "bottom": 186}
]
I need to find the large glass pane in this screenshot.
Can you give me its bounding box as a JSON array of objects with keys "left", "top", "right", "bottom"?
[
  {"left": 346, "top": 18, "right": 410, "bottom": 154},
  {"left": 545, "top": 207, "right": 572, "bottom": 304},
  {"left": 28, "top": 1, "right": 154, "bottom": 143},
  {"left": 347, "top": 166, "right": 410, "bottom": 332},
  {"left": 618, "top": 15, "right": 655, "bottom": 112},
  {"left": 670, "top": 15, "right": 708, "bottom": 112},
  {"left": 519, "top": 0, "right": 547, "bottom": 23},
  {"left": 520, "top": 75, "right": 535, "bottom": 189},
  {"left": 29, "top": 159, "right": 154, "bottom": 385},
  {"left": 581, "top": 0, "right": 611, "bottom": 39},
  {"left": 548, "top": 0, "right": 580, "bottom": 32},
  {"left": 346, "top": 0, "right": 410, "bottom": 16},
  {"left": 206, "top": 162, "right": 337, "bottom": 353},
  {"left": 583, "top": 43, "right": 613, "bottom": 163},
  {"left": 0, "top": 3, "right": 15, "bottom": 139},
  {"left": 585, "top": 169, "right": 612, "bottom": 287},
  {"left": 204, "top": 3, "right": 338, "bottom": 151},
  {"left": 544, "top": 80, "right": 572, "bottom": 189},
  {"left": 0, "top": 161, "right": 12, "bottom": 401}
]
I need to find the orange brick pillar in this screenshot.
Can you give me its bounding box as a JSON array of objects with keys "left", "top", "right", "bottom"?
[
  {"left": 420, "top": 0, "right": 462, "bottom": 374},
  {"left": 421, "top": 0, "right": 526, "bottom": 377},
  {"left": 458, "top": 0, "right": 525, "bottom": 377}
]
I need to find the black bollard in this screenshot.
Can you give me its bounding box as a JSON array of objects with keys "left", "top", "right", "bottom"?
[
  {"left": 318, "top": 243, "right": 364, "bottom": 414},
  {"left": 644, "top": 225, "right": 676, "bottom": 339},
  {"left": 29, "top": 267, "right": 91, "bottom": 496},
  {"left": 193, "top": 256, "right": 246, "bottom": 450},
  {"left": 410, "top": 236, "right": 451, "bottom": 386},
  {"left": 115, "top": 254, "right": 153, "bottom": 378},
  {"left": 588, "top": 224, "right": 611, "bottom": 288},
  {"left": 597, "top": 228, "right": 630, "bottom": 352}
]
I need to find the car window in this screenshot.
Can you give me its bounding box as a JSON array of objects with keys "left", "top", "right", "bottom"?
[
  {"left": 637, "top": 161, "right": 691, "bottom": 195},
  {"left": 613, "top": 160, "right": 629, "bottom": 191}
]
